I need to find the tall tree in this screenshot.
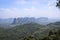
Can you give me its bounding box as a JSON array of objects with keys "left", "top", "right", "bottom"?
[{"left": 56, "top": 0, "right": 60, "bottom": 8}]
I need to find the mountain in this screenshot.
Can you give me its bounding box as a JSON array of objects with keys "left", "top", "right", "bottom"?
[
  {"left": 47, "top": 21, "right": 60, "bottom": 30},
  {"left": 0, "top": 23, "right": 38, "bottom": 39},
  {"left": 0, "top": 22, "right": 60, "bottom": 40},
  {"left": 0, "top": 17, "right": 60, "bottom": 29},
  {"left": 0, "top": 17, "right": 60, "bottom": 25},
  {"left": 0, "top": 18, "right": 15, "bottom": 28},
  {"left": 0, "top": 23, "right": 49, "bottom": 40},
  {"left": 12, "top": 17, "right": 49, "bottom": 25},
  {"left": 0, "top": 18, "right": 13, "bottom": 24}
]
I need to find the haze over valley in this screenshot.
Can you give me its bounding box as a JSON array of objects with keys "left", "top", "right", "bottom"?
[{"left": 0, "top": 0, "right": 60, "bottom": 40}]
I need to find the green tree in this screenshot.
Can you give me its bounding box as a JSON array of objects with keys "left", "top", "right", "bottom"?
[
  {"left": 48, "top": 30, "right": 54, "bottom": 36},
  {"left": 56, "top": 0, "right": 60, "bottom": 8}
]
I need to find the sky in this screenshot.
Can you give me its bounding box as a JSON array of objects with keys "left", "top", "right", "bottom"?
[{"left": 0, "top": 0, "right": 60, "bottom": 18}]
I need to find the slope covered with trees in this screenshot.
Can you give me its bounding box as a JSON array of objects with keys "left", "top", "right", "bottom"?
[{"left": 0, "top": 22, "right": 60, "bottom": 40}]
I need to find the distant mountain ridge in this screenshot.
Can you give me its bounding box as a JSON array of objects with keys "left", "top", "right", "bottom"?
[
  {"left": 12, "top": 17, "right": 49, "bottom": 25},
  {"left": 0, "top": 17, "right": 60, "bottom": 25},
  {"left": 0, "top": 18, "right": 13, "bottom": 24}
]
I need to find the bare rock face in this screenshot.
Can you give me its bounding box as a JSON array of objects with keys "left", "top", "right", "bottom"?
[{"left": 12, "top": 17, "right": 49, "bottom": 25}]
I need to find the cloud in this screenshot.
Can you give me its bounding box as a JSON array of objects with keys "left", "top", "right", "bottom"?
[
  {"left": 22, "top": 6, "right": 60, "bottom": 18},
  {"left": 0, "top": 5, "right": 60, "bottom": 18},
  {"left": 15, "top": 0, "right": 27, "bottom": 4},
  {"left": 32, "top": 1, "right": 39, "bottom": 5},
  {"left": 0, "top": 8, "right": 19, "bottom": 18},
  {"left": 14, "top": 0, "right": 39, "bottom": 5},
  {"left": 0, "top": 0, "right": 60, "bottom": 18},
  {"left": 14, "top": 0, "right": 30, "bottom": 4}
]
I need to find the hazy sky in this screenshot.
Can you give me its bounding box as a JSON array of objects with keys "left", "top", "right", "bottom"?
[{"left": 0, "top": 0, "right": 60, "bottom": 18}]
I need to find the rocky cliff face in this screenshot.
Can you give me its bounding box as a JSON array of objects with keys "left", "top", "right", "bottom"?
[{"left": 12, "top": 17, "right": 49, "bottom": 25}]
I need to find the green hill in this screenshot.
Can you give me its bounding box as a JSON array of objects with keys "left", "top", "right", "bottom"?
[{"left": 0, "top": 22, "right": 60, "bottom": 40}]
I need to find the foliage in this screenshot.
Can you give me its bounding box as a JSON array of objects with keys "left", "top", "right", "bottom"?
[
  {"left": 56, "top": 0, "right": 60, "bottom": 8},
  {"left": 0, "top": 22, "right": 60, "bottom": 40}
]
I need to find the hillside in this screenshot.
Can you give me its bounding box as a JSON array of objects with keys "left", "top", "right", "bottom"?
[
  {"left": 0, "top": 22, "right": 60, "bottom": 40},
  {"left": 0, "top": 23, "right": 49, "bottom": 40}
]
